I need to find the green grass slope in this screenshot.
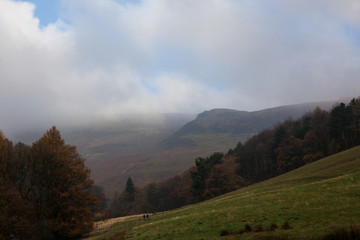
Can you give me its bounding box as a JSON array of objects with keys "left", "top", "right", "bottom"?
[{"left": 94, "top": 146, "right": 360, "bottom": 240}]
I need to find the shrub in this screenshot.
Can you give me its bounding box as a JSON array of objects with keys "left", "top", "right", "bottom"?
[
  {"left": 322, "top": 225, "right": 360, "bottom": 240},
  {"left": 255, "top": 224, "right": 264, "bottom": 232},
  {"left": 244, "top": 223, "right": 252, "bottom": 232},
  {"left": 268, "top": 222, "right": 278, "bottom": 231},
  {"left": 281, "top": 220, "right": 291, "bottom": 230},
  {"left": 220, "top": 229, "right": 230, "bottom": 236}
]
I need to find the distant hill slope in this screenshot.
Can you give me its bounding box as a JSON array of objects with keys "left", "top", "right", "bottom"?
[
  {"left": 90, "top": 101, "right": 337, "bottom": 196},
  {"left": 12, "top": 101, "right": 337, "bottom": 197},
  {"left": 161, "top": 101, "right": 336, "bottom": 149},
  {"left": 95, "top": 146, "right": 360, "bottom": 240}
]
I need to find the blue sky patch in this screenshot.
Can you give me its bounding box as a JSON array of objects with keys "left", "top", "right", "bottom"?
[{"left": 19, "top": 0, "right": 62, "bottom": 26}]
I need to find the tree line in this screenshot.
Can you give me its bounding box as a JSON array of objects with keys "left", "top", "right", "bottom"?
[
  {"left": 0, "top": 127, "right": 99, "bottom": 240},
  {"left": 109, "top": 97, "right": 360, "bottom": 217}
]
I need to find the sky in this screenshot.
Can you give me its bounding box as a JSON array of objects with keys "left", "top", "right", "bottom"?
[{"left": 1, "top": 0, "right": 360, "bottom": 136}]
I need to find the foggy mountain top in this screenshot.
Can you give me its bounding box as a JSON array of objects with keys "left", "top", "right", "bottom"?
[{"left": 6, "top": 112, "right": 196, "bottom": 144}]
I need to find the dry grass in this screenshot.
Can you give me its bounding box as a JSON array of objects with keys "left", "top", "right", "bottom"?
[{"left": 82, "top": 214, "right": 142, "bottom": 239}]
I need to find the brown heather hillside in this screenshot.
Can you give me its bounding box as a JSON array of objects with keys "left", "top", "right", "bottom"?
[{"left": 73, "top": 101, "right": 337, "bottom": 196}]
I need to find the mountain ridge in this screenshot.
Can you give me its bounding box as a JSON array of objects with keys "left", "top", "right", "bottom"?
[{"left": 160, "top": 100, "right": 336, "bottom": 149}]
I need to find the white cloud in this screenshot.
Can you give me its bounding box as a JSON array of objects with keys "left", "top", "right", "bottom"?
[
  {"left": 0, "top": 0, "right": 360, "bottom": 136},
  {"left": 0, "top": 0, "right": 73, "bottom": 131}
]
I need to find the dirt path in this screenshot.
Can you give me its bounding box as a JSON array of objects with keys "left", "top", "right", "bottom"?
[{"left": 82, "top": 214, "right": 143, "bottom": 239}]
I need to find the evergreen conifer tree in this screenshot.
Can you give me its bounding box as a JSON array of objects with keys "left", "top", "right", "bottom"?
[{"left": 125, "top": 177, "right": 135, "bottom": 202}]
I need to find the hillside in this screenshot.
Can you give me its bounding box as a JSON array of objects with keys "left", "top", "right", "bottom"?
[
  {"left": 160, "top": 101, "right": 336, "bottom": 149},
  {"left": 71, "top": 101, "right": 337, "bottom": 195},
  {"left": 10, "top": 101, "right": 337, "bottom": 196},
  {"left": 89, "top": 146, "right": 360, "bottom": 240},
  {"left": 96, "top": 101, "right": 337, "bottom": 195}
]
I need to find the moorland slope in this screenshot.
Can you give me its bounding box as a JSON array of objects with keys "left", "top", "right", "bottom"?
[
  {"left": 83, "top": 101, "right": 336, "bottom": 195},
  {"left": 91, "top": 146, "right": 360, "bottom": 240}
]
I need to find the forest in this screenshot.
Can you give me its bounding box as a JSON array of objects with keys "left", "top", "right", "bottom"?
[{"left": 109, "top": 97, "right": 360, "bottom": 217}]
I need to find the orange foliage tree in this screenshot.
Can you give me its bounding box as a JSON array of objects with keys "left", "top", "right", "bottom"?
[{"left": 29, "top": 126, "right": 97, "bottom": 239}]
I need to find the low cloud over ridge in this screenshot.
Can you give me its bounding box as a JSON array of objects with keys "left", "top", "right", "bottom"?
[{"left": 0, "top": 0, "right": 360, "bottom": 136}]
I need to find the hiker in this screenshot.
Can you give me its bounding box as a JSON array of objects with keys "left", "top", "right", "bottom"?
[
  {"left": 146, "top": 214, "right": 149, "bottom": 220},
  {"left": 143, "top": 214, "right": 146, "bottom": 220}
]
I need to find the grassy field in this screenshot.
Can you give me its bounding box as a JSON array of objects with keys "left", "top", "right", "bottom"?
[{"left": 88, "top": 146, "right": 360, "bottom": 240}]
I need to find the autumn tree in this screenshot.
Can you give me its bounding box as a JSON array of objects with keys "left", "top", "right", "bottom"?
[
  {"left": 349, "top": 98, "right": 360, "bottom": 146},
  {"left": 0, "top": 132, "right": 13, "bottom": 182},
  {"left": 0, "top": 132, "right": 37, "bottom": 240},
  {"left": 190, "top": 152, "right": 223, "bottom": 197},
  {"left": 202, "top": 159, "right": 244, "bottom": 199},
  {"left": 29, "top": 126, "right": 97, "bottom": 240}
]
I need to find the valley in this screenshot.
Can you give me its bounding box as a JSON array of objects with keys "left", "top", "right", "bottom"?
[
  {"left": 86, "top": 146, "right": 360, "bottom": 240},
  {"left": 8, "top": 101, "right": 337, "bottom": 197},
  {"left": 70, "top": 101, "right": 336, "bottom": 195}
]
